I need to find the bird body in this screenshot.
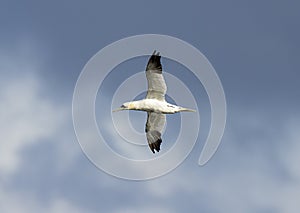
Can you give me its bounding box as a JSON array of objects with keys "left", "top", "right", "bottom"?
[
  {"left": 113, "top": 51, "right": 196, "bottom": 153},
  {"left": 120, "top": 99, "right": 195, "bottom": 114}
]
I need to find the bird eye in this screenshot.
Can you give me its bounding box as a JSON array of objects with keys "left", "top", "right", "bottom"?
[{"left": 121, "top": 104, "right": 125, "bottom": 108}]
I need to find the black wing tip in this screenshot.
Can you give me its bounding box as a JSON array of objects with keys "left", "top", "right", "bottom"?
[
  {"left": 152, "top": 50, "right": 160, "bottom": 56},
  {"left": 146, "top": 50, "right": 162, "bottom": 71},
  {"left": 149, "top": 138, "right": 162, "bottom": 153}
]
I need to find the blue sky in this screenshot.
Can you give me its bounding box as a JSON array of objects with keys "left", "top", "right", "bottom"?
[{"left": 1, "top": 0, "right": 300, "bottom": 212}]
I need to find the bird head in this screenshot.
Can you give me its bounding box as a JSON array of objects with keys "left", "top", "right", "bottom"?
[{"left": 112, "top": 102, "right": 134, "bottom": 112}]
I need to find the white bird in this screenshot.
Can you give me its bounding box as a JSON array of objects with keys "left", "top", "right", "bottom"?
[{"left": 113, "top": 51, "right": 196, "bottom": 153}]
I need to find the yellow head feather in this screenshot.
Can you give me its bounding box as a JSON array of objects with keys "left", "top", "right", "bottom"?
[{"left": 128, "top": 102, "right": 135, "bottom": 109}]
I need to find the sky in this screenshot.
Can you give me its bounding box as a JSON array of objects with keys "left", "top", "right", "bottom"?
[{"left": 1, "top": 0, "right": 300, "bottom": 212}]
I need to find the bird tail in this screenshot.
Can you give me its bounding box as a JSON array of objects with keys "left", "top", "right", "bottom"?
[{"left": 179, "top": 107, "right": 196, "bottom": 112}]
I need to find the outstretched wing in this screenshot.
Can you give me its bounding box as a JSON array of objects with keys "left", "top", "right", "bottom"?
[
  {"left": 145, "top": 112, "right": 166, "bottom": 153},
  {"left": 145, "top": 51, "right": 167, "bottom": 101}
]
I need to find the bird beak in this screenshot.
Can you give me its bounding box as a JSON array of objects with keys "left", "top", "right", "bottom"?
[
  {"left": 112, "top": 105, "right": 126, "bottom": 112},
  {"left": 112, "top": 108, "right": 125, "bottom": 112}
]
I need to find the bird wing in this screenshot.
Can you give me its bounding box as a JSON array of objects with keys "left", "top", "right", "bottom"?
[
  {"left": 145, "top": 51, "right": 167, "bottom": 101},
  {"left": 145, "top": 112, "right": 166, "bottom": 153}
]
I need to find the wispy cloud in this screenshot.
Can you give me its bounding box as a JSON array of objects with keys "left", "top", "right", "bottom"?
[
  {"left": 0, "top": 44, "right": 85, "bottom": 213},
  {"left": 0, "top": 189, "right": 92, "bottom": 213},
  {"left": 141, "top": 110, "right": 300, "bottom": 212}
]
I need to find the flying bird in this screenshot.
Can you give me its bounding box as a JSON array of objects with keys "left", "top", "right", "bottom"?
[{"left": 113, "top": 51, "right": 196, "bottom": 153}]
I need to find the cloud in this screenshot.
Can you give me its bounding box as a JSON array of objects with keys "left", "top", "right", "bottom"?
[
  {"left": 279, "top": 117, "right": 300, "bottom": 179},
  {"left": 0, "top": 74, "right": 67, "bottom": 175},
  {"left": 140, "top": 110, "right": 300, "bottom": 213},
  {"left": 0, "top": 44, "right": 87, "bottom": 213},
  {"left": 0, "top": 189, "right": 91, "bottom": 213}
]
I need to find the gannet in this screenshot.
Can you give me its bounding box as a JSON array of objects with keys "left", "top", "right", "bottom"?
[{"left": 113, "top": 51, "right": 196, "bottom": 153}]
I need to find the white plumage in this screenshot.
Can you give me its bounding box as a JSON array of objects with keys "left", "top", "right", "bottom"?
[{"left": 113, "top": 51, "right": 195, "bottom": 153}]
